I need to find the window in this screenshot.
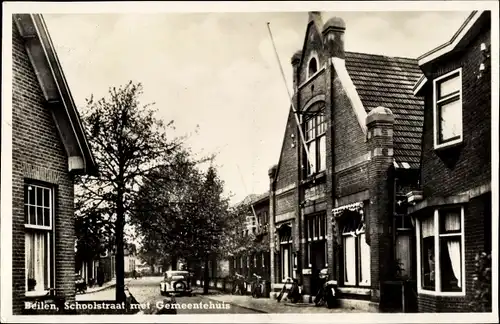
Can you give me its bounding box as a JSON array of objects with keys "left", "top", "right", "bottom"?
[
  {"left": 24, "top": 183, "right": 54, "bottom": 296},
  {"left": 306, "top": 214, "right": 327, "bottom": 268},
  {"left": 417, "top": 207, "right": 464, "bottom": 295},
  {"left": 304, "top": 104, "right": 327, "bottom": 176},
  {"left": 342, "top": 223, "right": 370, "bottom": 286},
  {"left": 433, "top": 69, "right": 462, "bottom": 148},
  {"left": 261, "top": 252, "right": 265, "bottom": 268},
  {"left": 308, "top": 57, "right": 318, "bottom": 77}
]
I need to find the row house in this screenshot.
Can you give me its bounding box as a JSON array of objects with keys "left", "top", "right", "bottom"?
[
  {"left": 409, "top": 10, "right": 492, "bottom": 312},
  {"left": 266, "top": 10, "right": 492, "bottom": 313},
  {"left": 230, "top": 193, "right": 272, "bottom": 284},
  {"left": 12, "top": 14, "right": 97, "bottom": 314},
  {"left": 267, "top": 11, "right": 424, "bottom": 311}
]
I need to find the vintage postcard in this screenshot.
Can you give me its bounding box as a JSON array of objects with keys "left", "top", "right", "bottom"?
[{"left": 1, "top": 1, "right": 499, "bottom": 323}]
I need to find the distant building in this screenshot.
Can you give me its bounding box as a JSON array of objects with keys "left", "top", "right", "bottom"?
[
  {"left": 229, "top": 193, "right": 271, "bottom": 283},
  {"left": 12, "top": 14, "right": 96, "bottom": 314},
  {"left": 124, "top": 247, "right": 137, "bottom": 274}
]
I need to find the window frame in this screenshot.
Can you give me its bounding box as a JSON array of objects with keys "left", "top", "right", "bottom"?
[
  {"left": 433, "top": 68, "right": 463, "bottom": 150},
  {"left": 305, "top": 214, "right": 328, "bottom": 268},
  {"left": 24, "top": 182, "right": 55, "bottom": 297},
  {"left": 342, "top": 223, "right": 370, "bottom": 287},
  {"left": 416, "top": 206, "right": 466, "bottom": 296},
  {"left": 303, "top": 105, "right": 327, "bottom": 177}
]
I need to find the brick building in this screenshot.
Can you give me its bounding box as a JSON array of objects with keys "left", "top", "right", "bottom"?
[
  {"left": 267, "top": 12, "right": 424, "bottom": 311},
  {"left": 12, "top": 14, "right": 97, "bottom": 314},
  {"left": 408, "top": 10, "right": 492, "bottom": 312},
  {"left": 229, "top": 193, "right": 271, "bottom": 285}
]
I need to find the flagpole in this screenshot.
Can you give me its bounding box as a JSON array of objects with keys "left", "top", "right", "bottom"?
[{"left": 266, "top": 22, "right": 312, "bottom": 170}]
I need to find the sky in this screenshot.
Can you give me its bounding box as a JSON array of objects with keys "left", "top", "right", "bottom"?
[{"left": 41, "top": 9, "right": 472, "bottom": 205}]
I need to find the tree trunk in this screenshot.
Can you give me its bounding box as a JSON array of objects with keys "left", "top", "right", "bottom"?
[
  {"left": 203, "top": 257, "right": 210, "bottom": 295},
  {"left": 172, "top": 255, "right": 178, "bottom": 270},
  {"left": 115, "top": 199, "right": 126, "bottom": 302}
]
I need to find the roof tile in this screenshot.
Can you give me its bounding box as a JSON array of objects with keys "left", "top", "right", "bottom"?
[{"left": 346, "top": 51, "right": 424, "bottom": 168}]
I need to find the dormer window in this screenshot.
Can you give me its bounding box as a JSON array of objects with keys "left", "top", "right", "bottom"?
[
  {"left": 433, "top": 69, "right": 462, "bottom": 149},
  {"left": 308, "top": 57, "right": 318, "bottom": 78}
]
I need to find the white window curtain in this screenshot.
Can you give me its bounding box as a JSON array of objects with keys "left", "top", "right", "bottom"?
[
  {"left": 344, "top": 236, "right": 356, "bottom": 285},
  {"left": 318, "top": 136, "right": 326, "bottom": 172},
  {"left": 444, "top": 211, "right": 461, "bottom": 231},
  {"left": 359, "top": 233, "right": 371, "bottom": 285},
  {"left": 308, "top": 142, "right": 316, "bottom": 174},
  {"left": 440, "top": 100, "right": 462, "bottom": 141},
  {"left": 283, "top": 247, "right": 290, "bottom": 279},
  {"left": 25, "top": 232, "right": 47, "bottom": 292},
  {"left": 446, "top": 239, "right": 461, "bottom": 287},
  {"left": 421, "top": 216, "right": 434, "bottom": 238}
]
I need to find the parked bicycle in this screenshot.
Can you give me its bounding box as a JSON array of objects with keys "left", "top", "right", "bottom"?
[
  {"left": 276, "top": 277, "right": 301, "bottom": 303},
  {"left": 314, "top": 269, "right": 338, "bottom": 308},
  {"left": 251, "top": 273, "right": 265, "bottom": 298},
  {"left": 231, "top": 273, "right": 246, "bottom": 295}
]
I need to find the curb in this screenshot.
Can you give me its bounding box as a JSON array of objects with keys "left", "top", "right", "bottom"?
[
  {"left": 79, "top": 278, "right": 133, "bottom": 295},
  {"left": 201, "top": 296, "right": 268, "bottom": 314},
  {"left": 88, "top": 283, "right": 116, "bottom": 294}
]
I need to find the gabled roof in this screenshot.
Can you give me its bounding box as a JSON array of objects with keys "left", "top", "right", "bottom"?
[
  {"left": 14, "top": 14, "right": 97, "bottom": 175},
  {"left": 345, "top": 52, "right": 424, "bottom": 169},
  {"left": 417, "top": 10, "right": 486, "bottom": 66},
  {"left": 298, "top": 12, "right": 324, "bottom": 70},
  {"left": 413, "top": 10, "right": 490, "bottom": 95}
]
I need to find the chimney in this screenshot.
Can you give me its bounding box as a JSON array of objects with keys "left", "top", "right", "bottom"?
[
  {"left": 322, "top": 17, "right": 346, "bottom": 59},
  {"left": 365, "top": 106, "right": 395, "bottom": 301},
  {"left": 291, "top": 50, "right": 302, "bottom": 92}
]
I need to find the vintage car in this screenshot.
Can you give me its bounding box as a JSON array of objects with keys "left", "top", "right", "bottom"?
[{"left": 160, "top": 270, "right": 193, "bottom": 296}]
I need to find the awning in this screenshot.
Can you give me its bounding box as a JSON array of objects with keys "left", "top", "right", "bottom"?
[{"left": 332, "top": 201, "right": 364, "bottom": 217}]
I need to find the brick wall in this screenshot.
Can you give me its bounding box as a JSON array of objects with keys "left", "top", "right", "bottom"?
[
  {"left": 336, "top": 163, "right": 369, "bottom": 197},
  {"left": 332, "top": 70, "right": 367, "bottom": 167},
  {"left": 420, "top": 25, "right": 491, "bottom": 198},
  {"left": 274, "top": 110, "right": 298, "bottom": 191},
  {"left": 365, "top": 109, "right": 396, "bottom": 303},
  {"left": 12, "top": 21, "right": 76, "bottom": 314},
  {"left": 298, "top": 23, "right": 329, "bottom": 86},
  {"left": 417, "top": 193, "right": 491, "bottom": 312},
  {"left": 416, "top": 17, "right": 491, "bottom": 312}
]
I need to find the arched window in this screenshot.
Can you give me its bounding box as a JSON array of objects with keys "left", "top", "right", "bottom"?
[
  {"left": 308, "top": 57, "right": 318, "bottom": 77},
  {"left": 303, "top": 102, "right": 326, "bottom": 176}
]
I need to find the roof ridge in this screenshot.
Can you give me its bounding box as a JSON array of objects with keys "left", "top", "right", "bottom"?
[{"left": 345, "top": 50, "right": 419, "bottom": 62}]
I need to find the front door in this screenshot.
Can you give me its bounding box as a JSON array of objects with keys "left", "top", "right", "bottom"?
[{"left": 311, "top": 241, "right": 326, "bottom": 294}]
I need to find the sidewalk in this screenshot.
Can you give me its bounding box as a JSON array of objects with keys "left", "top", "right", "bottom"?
[
  {"left": 204, "top": 294, "right": 368, "bottom": 314},
  {"left": 76, "top": 278, "right": 132, "bottom": 301}
]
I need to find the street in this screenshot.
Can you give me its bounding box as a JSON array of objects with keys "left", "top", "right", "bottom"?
[{"left": 78, "top": 276, "right": 259, "bottom": 314}]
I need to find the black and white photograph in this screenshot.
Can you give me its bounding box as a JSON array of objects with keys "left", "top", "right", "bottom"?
[{"left": 1, "top": 1, "right": 498, "bottom": 323}]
